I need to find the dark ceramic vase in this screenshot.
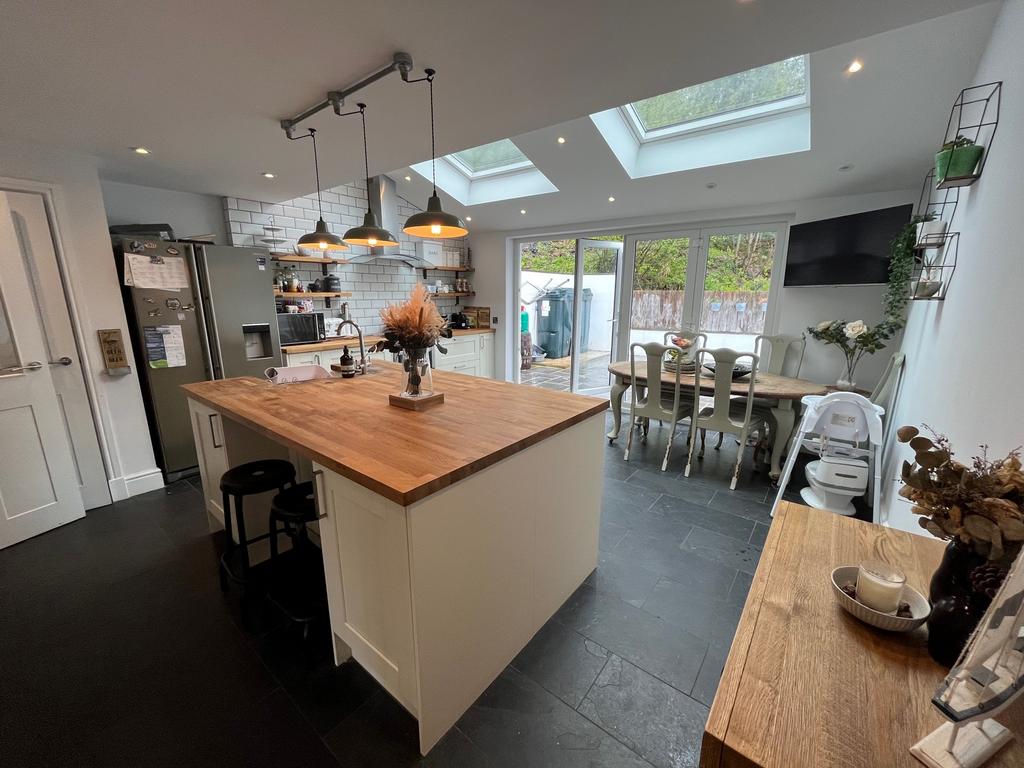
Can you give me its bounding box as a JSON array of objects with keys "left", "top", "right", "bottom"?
[{"left": 926, "top": 541, "right": 989, "bottom": 667}]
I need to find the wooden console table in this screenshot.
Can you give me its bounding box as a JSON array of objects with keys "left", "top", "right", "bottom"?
[{"left": 701, "top": 502, "right": 1024, "bottom": 768}]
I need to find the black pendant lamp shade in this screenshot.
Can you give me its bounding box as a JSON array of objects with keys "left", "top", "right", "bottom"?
[
  {"left": 343, "top": 105, "right": 399, "bottom": 247},
  {"left": 403, "top": 70, "right": 469, "bottom": 239},
  {"left": 294, "top": 127, "right": 347, "bottom": 254}
]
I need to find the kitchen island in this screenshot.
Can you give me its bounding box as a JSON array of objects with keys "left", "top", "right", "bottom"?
[{"left": 183, "top": 364, "right": 606, "bottom": 754}]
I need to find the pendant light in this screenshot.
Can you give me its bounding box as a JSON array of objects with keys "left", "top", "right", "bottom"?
[
  {"left": 403, "top": 69, "right": 468, "bottom": 239},
  {"left": 343, "top": 104, "right": 399, "bottom": 247},
  {"left": 294, "top": 127, "right": 347, "bottom": 254}
]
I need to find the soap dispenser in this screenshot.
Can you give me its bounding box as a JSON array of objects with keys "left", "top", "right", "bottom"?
[{"left": 338, "top": 346, "right": 356, "bottom": 378}]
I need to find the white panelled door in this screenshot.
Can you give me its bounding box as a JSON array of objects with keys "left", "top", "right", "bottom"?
[{"left": 0, "top": 193, "right": 85, "bottom": 548}]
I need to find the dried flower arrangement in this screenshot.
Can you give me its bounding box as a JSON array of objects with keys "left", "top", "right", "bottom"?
[
  {"left": 898, "top": 425, "right": 1024, "bottom": 564},
  {"left": 375, "top": 283, "right": 452, "bottom": 356}
]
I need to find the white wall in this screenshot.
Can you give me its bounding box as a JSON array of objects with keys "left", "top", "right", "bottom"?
[
  {"left": 472, "top": 188, "right": 915, "bottom": 384},
  {"left": 0, "top": 139, "right": 162, "bottom": 500},
  {"left": 884, "top": 0, "right": 1024, "bottom": 534},
  {"left": 100, "top": 179, "right": 227, "bottom": 244}
]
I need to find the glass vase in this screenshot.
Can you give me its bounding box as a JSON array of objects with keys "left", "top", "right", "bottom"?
[
  {"left": 836, "top": 359, "right": 857, "bottom": 391},
  {"left": 400, "top": 348, "right": 434, "bottom": 398}
]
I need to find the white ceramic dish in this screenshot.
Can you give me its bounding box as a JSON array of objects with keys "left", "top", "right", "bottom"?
[{"left": 830, "top": 565, "right": 931, "bottom": 632}]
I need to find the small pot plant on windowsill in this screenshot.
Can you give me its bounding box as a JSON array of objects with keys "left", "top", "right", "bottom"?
[
  {"left": 935, "top": 135, "right": 984, "bottom": 185},
  {"left": 374, "top": 283, "right": 452, "bottom": 409}
]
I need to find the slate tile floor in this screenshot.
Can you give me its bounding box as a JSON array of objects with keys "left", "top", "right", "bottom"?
[{"left": 1, "top": 413, "right": 800, "bottom": 768}]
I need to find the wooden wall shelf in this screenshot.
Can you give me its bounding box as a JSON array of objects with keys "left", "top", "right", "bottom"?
[{"left": 274, "top": 290, "right": 352, "bottom": 298}]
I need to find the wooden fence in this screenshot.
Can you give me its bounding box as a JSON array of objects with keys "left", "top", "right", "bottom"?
[{"left": 631, "top": 290, "right": 770, "bottom": 334}]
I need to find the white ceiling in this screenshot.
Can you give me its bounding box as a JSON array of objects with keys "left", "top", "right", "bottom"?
[
  {"left": 393, "top": 3, "right": 1000, "bottom": 232},
  {"left": 0, "top": 0, "right": 995, "bottom": 216}
]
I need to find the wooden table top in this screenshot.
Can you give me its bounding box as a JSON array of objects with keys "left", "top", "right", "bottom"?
[
  {"left": 183, "top": 363, "right": 606, "bottom": 506},
  {"left": 607, "top": 360, "right": 827, "bottom": 401},
  {"left": 282, "top": 328, "right": 494, "bottom": 355},
  {"left": 701, "top": 502, "right": 1024, "bottom": 768}
]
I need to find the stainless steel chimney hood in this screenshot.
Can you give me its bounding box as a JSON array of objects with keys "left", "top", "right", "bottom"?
[{"left": 347, "top": 176, "right": 436, "bottom": 268}]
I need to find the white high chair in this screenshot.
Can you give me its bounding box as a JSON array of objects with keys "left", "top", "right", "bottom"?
[{"left": 770, "top": 392, "right": 884, "bottom": 519}]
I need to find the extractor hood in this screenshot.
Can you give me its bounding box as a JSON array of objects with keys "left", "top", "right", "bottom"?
[{"left": 346, "top": 176, "right": 436, "bottom": 268}]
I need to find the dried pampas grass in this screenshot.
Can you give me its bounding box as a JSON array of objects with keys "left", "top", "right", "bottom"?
[{"left": 379, "top": 283, "right": 447, "bottom": 350}]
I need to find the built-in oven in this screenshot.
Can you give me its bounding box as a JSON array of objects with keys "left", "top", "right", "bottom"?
[{"left": 277, "top": 311, "right": 326, "bottom": 346}]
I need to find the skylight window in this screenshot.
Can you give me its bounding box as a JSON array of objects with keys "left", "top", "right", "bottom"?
[
  {"left": 449, "top": 139, "right": 532, "bottom": 177},
  {"left": 626, "top": 56, "right": 808, "bottom": 140}
]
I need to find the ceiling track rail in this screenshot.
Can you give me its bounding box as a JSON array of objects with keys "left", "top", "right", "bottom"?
[{"left": 280, "top": 52, "right": 415, "bottom": 138}]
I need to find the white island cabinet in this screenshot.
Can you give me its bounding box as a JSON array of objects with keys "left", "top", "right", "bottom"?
[{"left": 183, "top": 364, "right": 604, "bottom": 754}]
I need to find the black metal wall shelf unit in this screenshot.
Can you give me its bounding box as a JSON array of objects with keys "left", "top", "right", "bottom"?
[
  {"left": 910, "top": 232, "right": 958, "bottom": 302},
  {"left": 935, "top": 81, "right": 1001, "bottom": 190}
]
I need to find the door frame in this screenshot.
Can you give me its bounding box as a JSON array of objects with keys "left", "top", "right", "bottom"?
[
  {"left": 572, "top": 239, "right": 623, "bottom": 394},
  {"left": 0, "top": 176, "right": 114, "bottom": 502}
]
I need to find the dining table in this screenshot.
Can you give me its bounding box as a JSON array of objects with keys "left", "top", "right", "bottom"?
[{"left": 606, "top": 360, "right": 828, "bottom": 478}]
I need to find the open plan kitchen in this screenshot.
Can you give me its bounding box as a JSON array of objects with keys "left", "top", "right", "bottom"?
[{"left": 5, "top": 3, "right": 1024, "bottom": 767}]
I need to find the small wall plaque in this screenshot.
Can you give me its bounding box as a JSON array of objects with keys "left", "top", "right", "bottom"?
[{"left": 98, "top": 329, "right": 132, "bottom": 375}]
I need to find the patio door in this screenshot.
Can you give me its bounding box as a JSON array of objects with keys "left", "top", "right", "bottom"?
[
  {"left": 516, "top": 237, "right": 622, "bottom": 396},
  {"left": 617, "top": 223, "right": 784, "bottom": 358}
]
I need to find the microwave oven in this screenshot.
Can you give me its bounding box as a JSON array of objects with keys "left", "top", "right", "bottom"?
[{"left": 277, "top": 311, "right": 326, "bottom": 346}]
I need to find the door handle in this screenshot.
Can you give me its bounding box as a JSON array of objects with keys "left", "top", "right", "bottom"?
[
  {"left": 207, "top": 413, "right": 223, "bottom": 448},
  {"left": 49, "top": 356, "right": 72, "bottom": 367},
  {"left": 312, "top": 469, "right": 328, "bottom": 519},
  {"left": 1, "top": 361, "right": 43, "bottom": 374}
]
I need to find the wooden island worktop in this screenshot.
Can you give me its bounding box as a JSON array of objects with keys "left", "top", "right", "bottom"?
[
  {"left": 182, "top": 362, "right": 605, "bottom": 506},
  {"left": 183, "top": 365, "right": 606, "bottom": 756}
]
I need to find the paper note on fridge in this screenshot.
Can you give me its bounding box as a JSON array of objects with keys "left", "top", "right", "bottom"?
[
  {"left": 123, "top": 253, "right": 189, "bottom": 290},
  {"left": 143, "top": 324, "right": 187, "bottom": 368}
]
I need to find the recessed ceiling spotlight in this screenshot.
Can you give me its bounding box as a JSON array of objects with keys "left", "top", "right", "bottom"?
[
  {"left": 608, "top": 196, "right": 616, "bottom": 202},
  {"left": 261, "top": 172, "right": 276, "bottom": 179},
  {"left": 847, "top": 59, "right": 863, "bottom": 74},
  {"left": 557, "top": 136, "right": 566, "bottom": 144},
  {"left": 404, "top": 175, "right": 412, "bottom": 181},
  {"left": 132, "top": 146, "right": 150, "bottom": 155},
  {"left": 706, "top": 182, "right": 718, "bottom": 189},
  {"left": 838, "top": 163, "right": 854, "bottom": 172},
  {"left": 465, "top": 216, "right": 472, "bottom": 222},
  {"left": 520, "top": 209, "right": 527, "bottom": 215}
]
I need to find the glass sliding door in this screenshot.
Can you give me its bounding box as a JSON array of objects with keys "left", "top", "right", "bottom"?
[
  {"left": 573, "top": 239, "right": 622, "bottom": 396},
  {"left": 515, "top": 237, "right": 622, "bottom": 394},
  {"left": 693, "top": 226, "right": 783, "bottom": 353},
  {"left": 617, "top": 230, "right": 699, "bottom": 361}
]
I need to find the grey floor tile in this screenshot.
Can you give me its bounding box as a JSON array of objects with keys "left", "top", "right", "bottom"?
[
  {"left": 649, "top": 494, "right": 755, "bottom": 543},
  {"left": 641, "top": 576, "right": 743, "bottom": 647},
  {"left": 690, "top": 647, "right": 729, "bottom": 708},
  {"left": 511, "top": 619, "right": 610, "bottom": 709},
  {"left": 749, "top": 522, "right": 770, "bottom": 548},
  {"left": 556, "top": 584, "right": 708, "bottom": 695},
  {"left": 611, "top": 530, "right": 735, "bottom": 588},
  {"left": 579, "top": 654, "right": 709, "bottom": 768},
  {"left": 706, "top": 491, "right": 773, "bottom": 522},
  {"left": 680, "top": 526, "right": 762, "bottom": 576},
  {"left": 599, "top": 520, "right": 630, "bottom": 553},
  {"left": 626, "top": 468, "right": 716, "bottom": 505},
  {"left": 585, "top": 549, "right": 663, "bottom": 608},
  {"left": 603, "top": 458, "right": 637, "bottom": 482},
  {"left": 457, "top": 667, "right": 650, "bottom": 768},
  {"left": 603, "top": 476, "right": 660, "bottom": 511}
]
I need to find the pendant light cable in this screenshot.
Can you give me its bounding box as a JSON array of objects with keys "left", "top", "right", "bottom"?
[
  {"left": 310, "top": 128, "right": 324, "bottom": 218},
  {"left": 359, "top": 104, "right": 370, "bottom": 184},
  {"left": 427, "top": 70, "right": 437, "bottom": 196}
]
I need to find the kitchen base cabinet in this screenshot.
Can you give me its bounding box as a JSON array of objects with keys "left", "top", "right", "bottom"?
[{"left": 433, "top": 333, "right": 494, "bottom": 379}]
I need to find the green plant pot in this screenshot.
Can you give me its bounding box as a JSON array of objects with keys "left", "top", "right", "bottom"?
[{"left": 935, "top": 144, "right": 984, "bottom": 182}]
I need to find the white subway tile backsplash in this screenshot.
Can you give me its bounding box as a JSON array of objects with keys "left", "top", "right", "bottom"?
[
  {"left": 227, "top": 209, "right": 251, "bottom": 223},
  {"left": 261, "top": 203, "right": 285, "bottom": 216},
  {"left": 238, "top": 199, "right": 263, "bottom": 213}
]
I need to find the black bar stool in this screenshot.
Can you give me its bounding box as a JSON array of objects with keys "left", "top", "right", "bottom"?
[
  {"left": 268, "top": 482, "right": 318, "bottom": 561},
  {"left": 218, "top": 459, "right": 296, "bottom": 589},
  {"left": 266, "top": 482, "right": 327, "bottom": 639}
]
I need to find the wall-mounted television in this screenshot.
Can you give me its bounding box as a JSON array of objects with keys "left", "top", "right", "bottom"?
[{"left": 783, "top": 204, "right": 912, "bottom": 286}]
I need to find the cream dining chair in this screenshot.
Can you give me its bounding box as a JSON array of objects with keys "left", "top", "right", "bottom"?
[
  {"left": 685, "top": 347, "right": 760, "bottom": 489},
  {"left": 624, "top": 341, "right": 696, "bottom": 471}
]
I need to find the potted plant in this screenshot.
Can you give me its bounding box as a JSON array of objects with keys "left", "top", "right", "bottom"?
[
  {"left": 914, "top": 213, "right": 947, "bottom": 250},
  {"left": 912, "top": 246, "right": 947, "bottom": 299},
  {"left": 376, "top": 284, "right": 452, "bottom": 400},
  {"left": 935, "top": 135, "right": 984, "bottom": 183},
  {"left": 896, "top": 425, "right": 1024, "bottom": 665}
]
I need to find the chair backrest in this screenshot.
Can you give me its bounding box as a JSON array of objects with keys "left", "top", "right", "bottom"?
[
  {"left": 870, "top": 352, "right": 906, "bottom": 406},
  {"left": 754, "top": 334, "right": 806, "bottom": 377},
  {"left": 691, "top": 347, "right": 760, "bottom": 432},
  {"left": 662, "top": 329, "right": 708, "bottom": 362},
  {"left": 630, "top": 341, "right": 682, "bottom": 419}
]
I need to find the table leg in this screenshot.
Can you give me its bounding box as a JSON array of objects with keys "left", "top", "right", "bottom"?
[
  {"left": 769, "top": 401, "right": 796, "bottom": 481},
  {"left": 607, "top": 376, "right": 628, "bottom": 442}
]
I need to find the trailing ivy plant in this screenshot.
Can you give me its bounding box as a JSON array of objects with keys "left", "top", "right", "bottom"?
[{"left": 874, "top": 215, "right": 928, "bottom": 340}]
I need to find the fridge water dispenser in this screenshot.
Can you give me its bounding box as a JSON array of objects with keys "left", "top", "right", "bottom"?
[{"left": 242, "top": 323, "right": 273, "bottom": 360}]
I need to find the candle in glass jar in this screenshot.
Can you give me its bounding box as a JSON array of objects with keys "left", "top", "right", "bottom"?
[{"left": 856, "top": 560, "right": 906, "bottom": 613}]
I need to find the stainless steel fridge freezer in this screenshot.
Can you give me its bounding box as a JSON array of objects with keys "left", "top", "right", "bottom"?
[{"left": 115, "top": 239, "right": 281, "bottom": 480}]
